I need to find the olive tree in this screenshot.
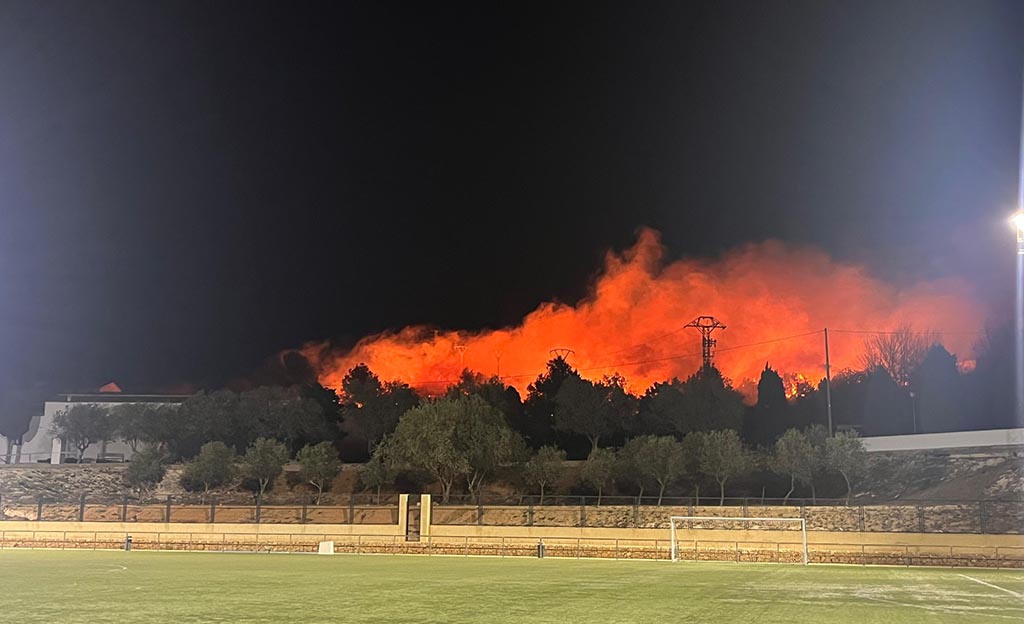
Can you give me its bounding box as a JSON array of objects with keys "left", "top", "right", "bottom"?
[
  {"left": 620, "top": 435, "right": 685, "bottom": 505},
  {"left": 697, "top": 430, "right": 753, "bottom": 505},
  {"left": 580, "top": 447, "right": 617, "bottom": 505},
  {"left": 50, "top": 403, "right": 113, "bottom": 462},
  {"left": 387, "top": 395, "right": 519, "bottom": 503},
  {"left": 296, "top": 441, "right": 342, "bottom": 504},
  {"left": 771, "top": 429, "right": 815, "bottom": 505},
  {"left": 524, "top": 445, "right": 565, "bottom": 504},
  {"left": 181, "top": 441, "right": 235, "bottom": 499},
  {"left": 242, "top": 437, "right": 290, "bottom": 502},
  {"left": 124, "top": 446, "right": 167, "bottom": 494},
  {"left": 824, "top": 430, "right": 868, "bottom": 504},
  {"left": 361, "top": 443, "right": 397, "bottom": 504}
]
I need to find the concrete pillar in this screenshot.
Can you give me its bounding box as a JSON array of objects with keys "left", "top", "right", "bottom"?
[
  {"left": 50, "top": 438, "right": 63, "bottom": 465},
  {"left": 419, "top": 494, "right": 432, "bottom": 538},
  {"left": 398, "top": 494, "right": 409, "bottom": 535}
]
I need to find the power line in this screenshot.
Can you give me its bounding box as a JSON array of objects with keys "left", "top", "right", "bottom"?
[
  {"left": 830, "top": 329, "right": 985, "bottom": 336},
  {"left": 395, "top": 327, "right": 984, "bottom": 388},
  {"left": 403, "top": 329, "right": 825, "bottom": 386}
]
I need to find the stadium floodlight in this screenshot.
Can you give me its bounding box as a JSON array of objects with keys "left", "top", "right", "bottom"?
[
  {"left": 1012, "top": 211, "right": 1024, "bottom": 238},
  {"left": 669, "top": 516, "right": 808, "bottom": 565}
]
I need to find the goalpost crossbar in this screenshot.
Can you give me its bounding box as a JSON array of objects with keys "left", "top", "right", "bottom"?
[{"left": 668, "top": 516, "right": 808, "bottom": 565}]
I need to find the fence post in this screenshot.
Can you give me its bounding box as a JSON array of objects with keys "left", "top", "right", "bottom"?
[
  {"left": 633, "top": 497, "right": 639, "bottom": 528},
  {"left": 917, "top": 504, "right": 926, "bottom": 533},
  {"left": 580, "top": 496, "right": 586, "bottom": 527},
  {"left": 255, "top": 497, "right": 262, "bottom": 524},
  {"left": 210, "top": 498, "right": 217, "bottom": 523},
  {"left": 37, "top": 499, "right": 43, "bottom": 522},
  {"left": 165, "top": 495, "right": 172, "bottom": 523},
  {"left": 477, "top": 499, "right": 483, "bottom": 526},
  {"left": 301, "top": 502, "right": 308, "bottom": 524},
  {"left": 978, "top": 501, "right": 987, "bottom": 533},
  {"left": 78, "top": 493, "right": 85, "bottom": 522},
  {"left": 859, "top": 502, "right": 866, "bottom": 532},
  {"left": 527, "top": 500, "right": 534, "bottom": 527},
  {"left": 121, "top": 496, "right": 128, "bottom": 522},
  {"left": 742, "top": 498, "right": 748, "bottom": 516},
  {"left": 348, "top": 497, "right": 355, "bottom": 524}
]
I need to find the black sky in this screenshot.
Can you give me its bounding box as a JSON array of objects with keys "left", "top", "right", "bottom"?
[{"left": 0, "top": 1, "right": 1022, "bottom": 393}]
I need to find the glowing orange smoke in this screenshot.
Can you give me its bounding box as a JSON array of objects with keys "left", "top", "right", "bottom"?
[{"left": 299, "top": 228, "right": 984, "bottom": 399}]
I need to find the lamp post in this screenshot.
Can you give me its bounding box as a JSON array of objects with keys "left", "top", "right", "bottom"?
[
  {"left": 1015, "top": 211, "right": 1024, "bottom": 427},
  {"left": 908, "top": 390, "right": 918, "bottom": 434}
]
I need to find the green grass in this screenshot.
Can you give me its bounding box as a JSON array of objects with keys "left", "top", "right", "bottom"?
[{"left": 2, "top": 550, "right": 1023, "bottom": 623}]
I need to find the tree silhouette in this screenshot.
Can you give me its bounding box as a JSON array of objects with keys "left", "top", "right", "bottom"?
[
  {"left": 522, "top": 357, "right": 578, "bottom": 449},
  {"left": 743, "top": 363, "right": 789, "bottom": 446},
  {"left": 861, "top": 367, "right": 913, "bottom": 436},
  {"left": 339, "top": 364, "right": 419, "bottom": 457},
  {"left": 860, "top": 325, "right": 934, "bottom": 387},
  {"left": 912, "top": 344, "right": 963, "bottom": 433}
]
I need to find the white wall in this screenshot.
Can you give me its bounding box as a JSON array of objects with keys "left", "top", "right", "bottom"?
[
  {"left": 861, "top": 428, "right": 1024, "bottom": 452},
  {"left": 8, "top": 399, "right": 180, "bottom": 464}
]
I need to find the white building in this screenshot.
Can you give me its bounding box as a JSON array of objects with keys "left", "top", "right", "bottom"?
[{"left": 0, "top": 387, "right": 187, "bottom": 464}]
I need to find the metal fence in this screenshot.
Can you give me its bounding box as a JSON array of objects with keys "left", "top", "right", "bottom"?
[
  {"left": 0, "top": 494, "right": 400, "bottom": 525},
  {"left": 431, "top": 494, "right": 1024, "bottom": 507},
  {"left": 429, "top": 495, "right": 1024, "bottom": 535}
]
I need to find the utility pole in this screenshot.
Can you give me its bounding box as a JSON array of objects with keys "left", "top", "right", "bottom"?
[
  {"left": 684, "top": 316, "right": 726, "bottom": 370},
  {"left": 824, "top": 328, "right": 834, "bottom": 436},
  {"left": 909, "top": 391, "right": 918, "bottom": 434},
  {"left": 495, "top": 352, "right": 502, "bottom": 379}
]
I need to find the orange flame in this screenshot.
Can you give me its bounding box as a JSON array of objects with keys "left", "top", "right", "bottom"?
[{"left": 299, "top": 228, "right": 984, "bottom": 398}]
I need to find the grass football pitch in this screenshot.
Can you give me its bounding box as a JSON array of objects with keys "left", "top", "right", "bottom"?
[{"left": 3, "top": 550, "right": 1023, "bottom": 623}]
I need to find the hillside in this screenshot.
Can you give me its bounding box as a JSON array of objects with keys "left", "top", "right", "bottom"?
[{"left": 1, "top": 447, "right": 1021, "bottom": 508}]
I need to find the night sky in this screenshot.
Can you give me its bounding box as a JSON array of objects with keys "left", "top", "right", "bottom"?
[{"left": 1, "top": 1, "right": 1022, "bottom": 394}]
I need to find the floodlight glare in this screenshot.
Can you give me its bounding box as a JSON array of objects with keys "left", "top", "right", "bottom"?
[{"left": 1012, "top": 211, "right": 1024, "bottom": 233}]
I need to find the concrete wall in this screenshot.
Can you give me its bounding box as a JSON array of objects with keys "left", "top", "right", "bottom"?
[
  {"left": 862, "top": 428, "right": 1024, "bottom": 452},
  {"left": 2, "top": 517, "right": 1021, "bottom": 566}
]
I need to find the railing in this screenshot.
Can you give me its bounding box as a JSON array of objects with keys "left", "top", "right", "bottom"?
[
  {"left": 0, "top": 451, "right": 127, "bottom": 464},
  {"left": 430, "top": 494, "right": 1024, "bottom": 507},
  {"left": 0, "top": 494, "right": 400, "bottom": 525}
]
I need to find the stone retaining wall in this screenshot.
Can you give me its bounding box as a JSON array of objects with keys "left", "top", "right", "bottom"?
[{"left": 432, "top": 502, "right": 1024, "bottom": 534}]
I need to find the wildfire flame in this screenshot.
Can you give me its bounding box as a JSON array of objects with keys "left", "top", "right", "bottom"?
[{"left": 299, "top": 228, "right": 984, "bottom": 399}]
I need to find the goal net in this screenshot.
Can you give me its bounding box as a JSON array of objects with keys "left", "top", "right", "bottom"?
[{"left": 669, "top": 516, "right": 808, "bottom": 565}]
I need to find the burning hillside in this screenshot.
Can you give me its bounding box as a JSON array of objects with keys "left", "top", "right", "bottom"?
[{"left": 299, "top": 228, "right": 984, "bottom": 396}]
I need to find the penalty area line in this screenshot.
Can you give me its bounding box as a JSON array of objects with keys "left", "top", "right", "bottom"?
[{"left": 959, "top": 574, "right": 1024, "bottom": 600}]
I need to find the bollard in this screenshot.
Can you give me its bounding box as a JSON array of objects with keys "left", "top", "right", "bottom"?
[
  {"left": 537, "top": 539, "right": 545, "bottom": 559},
  {"left": 124, "top": 535, "right": 133, "bottom": 552}
]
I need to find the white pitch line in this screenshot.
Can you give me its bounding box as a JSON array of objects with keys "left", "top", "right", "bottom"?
[{"left": 959, "top": 574, "right": 1024, "bottom": 600}]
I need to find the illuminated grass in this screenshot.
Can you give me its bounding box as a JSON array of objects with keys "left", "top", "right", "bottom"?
[{"left": 3, "top": 550, "right": 1023, "bottom": 623}]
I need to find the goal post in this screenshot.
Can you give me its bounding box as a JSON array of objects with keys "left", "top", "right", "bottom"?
[{"left": 669, "top": 516, "right": 808, "bottom": 565}]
